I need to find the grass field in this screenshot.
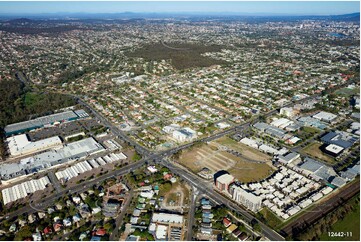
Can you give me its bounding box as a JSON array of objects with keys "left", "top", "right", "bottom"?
[
  {"left": 228, "top": 160, "right": 274, "bottom": 183},
  {"left": 297, "top": 126, "right": 320, "bottom": 141},
  {"left": 258, "top": 208, "right": 284, "bottom": 229},
  {"left": 334, "top": 87, "right": 359, "bottom": 97},
  {"left": 319, "top": 201, "right": 360, "bottom": 241},
  {"left": 178, "top": 137, "right": 274, "bottom": 183},
  {"left": 302, "top": 142, "right": 336, "bottom": 164},
  {"left": 126, "top": 42, "right": 226, "bottom": 70}
]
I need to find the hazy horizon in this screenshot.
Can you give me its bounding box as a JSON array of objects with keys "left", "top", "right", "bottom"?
[{"left": 0, "top": 1, "right": 359, "bottom": 16}]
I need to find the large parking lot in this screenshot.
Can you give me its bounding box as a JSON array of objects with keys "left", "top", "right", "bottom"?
[{"left": 28, "top": 119, "right": 102, "bottom": 141}]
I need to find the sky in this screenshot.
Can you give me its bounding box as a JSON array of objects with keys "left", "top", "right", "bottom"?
[{"left": 0, "top": 1, "right": 359, "bottom": 16}]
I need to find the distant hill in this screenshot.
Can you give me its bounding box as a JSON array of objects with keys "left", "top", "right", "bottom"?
[
  {"left": 0, "top": 11, "right": 359, "bottom": 23},
  {"left": 6, "top": 18, "right": 37, "bottom": 24},
  {"left": 329, "top": 12, "right": 360, "bottom": 22}
]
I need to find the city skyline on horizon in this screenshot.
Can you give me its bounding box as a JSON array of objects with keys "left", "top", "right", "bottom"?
[{"left": 0, "top": 1, "right": 359, "bottom": 16}]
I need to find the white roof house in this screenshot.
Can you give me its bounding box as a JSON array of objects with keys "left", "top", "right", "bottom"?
[
  {"left": 216, "top": 122, "right": 231, "bottom": 129},
  {"left": 140, "top": 190, "right": 155, "bottom": 199},
  {"left": 162, "top": 124, "right": 181, "bottom": 134},
  {"left": 147, "top": 166, "right": 158, "bottom": 173}
]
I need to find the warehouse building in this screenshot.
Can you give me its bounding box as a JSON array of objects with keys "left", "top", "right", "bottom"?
[
  {"left": 253, "top": 122, "right": 287, "bottom": 139},
  {"left": 55, "top": 153, "right": 126, "bottom": 182},
  {"left": 298, "top": 157, "right": 345, "bottom": 186},
  {"left": 278, "top": 152, "right": 300, "bottom": 164},
  {"left": 1, "top": 176, "right": 51, "bottom": 205},
  {"left": 298, "top": 116, "right": 327, "bottom": 130},
  {"left": 152, "top": 213, "right": 184, "bottom": 224},
  {"left": 313, "top": 111, "right": 337, "bottom": 123},
  {"left": 149, "top": 213, "right": 184, "bottom": 240},
  {"left": 4, "top": 109, "right": 89, "bottom": 136},
  {"left": 6, "top": 134, "right": 63, "bottom": 157},
  {"left": 321, "top": 131, "right": 358, "bottom": 149},
  {"left": 0, "top": 138, "right": 104, "bottom": 181},
  {"left": 270, "top": 118, "right": 294, "bottom": 129}
]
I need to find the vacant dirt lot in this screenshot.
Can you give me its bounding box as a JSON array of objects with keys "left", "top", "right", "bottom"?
[
  {"left": 178, "top": 137, "right": 275, "bottom": 183},
  {"left": 160, "top": 181, "right": 190, "bottom": 211},
  {"left": 215, "top": 136, "right": 271, "bottom": 162}
]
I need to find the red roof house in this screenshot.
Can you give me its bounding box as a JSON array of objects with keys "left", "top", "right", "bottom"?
[
  {"left": 43, "top": 226, "right": 53, "bottom": 234},
  {"left": 95, "top": 228, "right": 106, "bottom": 236},
  {"left": 223, "top": 217, "right": 232, "bottom": 228},
  {"left": 53, "top": 223, "right": 63, "bottom": 232},
  {"left": 163, "top": 173, "right": 172, "bottom": 180}
]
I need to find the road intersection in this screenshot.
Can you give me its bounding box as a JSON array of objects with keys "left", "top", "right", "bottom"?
[{"left": 1, "top": 92, "right": 337, "bottom": 240}]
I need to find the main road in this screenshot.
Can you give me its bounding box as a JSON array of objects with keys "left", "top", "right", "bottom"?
[
  {"left": 75, "top": 95, "right": 285, "bottom": 240},
  {"left": 160, "top": 160, "right": 285, "bottom": 241},
  {"left": 73, "top": 93, "right": 329, "bottom": 241},
  {"left": 1, "top": 159, "right": 145, "bottom": 222},
  {"left": 6, "top": 89, "right": 339, "bottom": 239}
]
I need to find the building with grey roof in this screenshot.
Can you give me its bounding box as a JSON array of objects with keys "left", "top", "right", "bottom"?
[
  {"left": 253, "top": 122, "right": 286, "bottom": 139},
  {"left": 278, "top": 152, "right": 300, "bottom": 164},
  {"left": 331, "top": 177, "right": 346, "bottom": 187},
  {"left": 340, "top": 164, "right": 360, "bottom": 180},
  {"left": 314, "top": 166, "right": 337, "bottom": 182},
  {"left": 297, "top": 116, "right": 327, "bottom": 130},
  {"left": 299, "top": 157, "right": 345, "bottom": 183},
  {"left": 299, "top": 158, "right": 324, "bottom": 172},
  {"left": 321, "top": 131, "right": 358, "bottom": 149},
  {"left": 4, "top": 109, "right": 89, "bottom": 136}
]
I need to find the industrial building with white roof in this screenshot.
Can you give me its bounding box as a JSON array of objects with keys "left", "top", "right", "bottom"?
[
  {"left": 6, "top": 134, "right": 63, "bottom": 157},
  {"left": 55, "top": 152, "right": 127, "bottom": 182},
  {"left": 1, "top": 176, "right": 51, "bottom": 205},
  {"left": 0, "top": 137, "right": 104, "bottom": 181}
]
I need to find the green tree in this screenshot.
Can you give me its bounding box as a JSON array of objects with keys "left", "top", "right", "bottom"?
[
  {"left": 14, "top": 225, "right": 33, "bottom": 241},
  {"left": 160, "top": 181, "right": 172, "bottom": 193}
]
